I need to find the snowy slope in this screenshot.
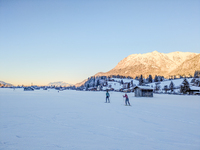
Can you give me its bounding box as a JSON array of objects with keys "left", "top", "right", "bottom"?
[
  {"left": 102, "top": 79, "right": 139, "bottom": 91},
  {"left": 0, "top": 89, "right": 200, "bottom": 150},
  {"left": 113, "top": 78, "right": 139, "bottom": 84},
  {"left": 147, "top": 78, "right": 193, "bottom": 90}
]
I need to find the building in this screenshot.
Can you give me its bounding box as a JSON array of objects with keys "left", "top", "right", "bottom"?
[
  {"left": 133, "top": 86, "right": 153, "bottom": 97},
  {"left": 24, "top": 87, "right": 34, "bottom": 91},
  {"left": 189, "top": 86, "right": 200, "bottom": 95},
  {"left": 88, "top": 87, "right": 97, "bottom": 91}
]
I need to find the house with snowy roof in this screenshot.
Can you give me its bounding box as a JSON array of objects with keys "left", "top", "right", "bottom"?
[
  {"left": 189, "top": 86, "right": 200, "bottom": 95},
  {"left": 133, "top": 86, "right": 154, "bottom": 97}
]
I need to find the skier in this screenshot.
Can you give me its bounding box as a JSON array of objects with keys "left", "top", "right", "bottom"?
[
  {"left": 105, "top": 90, "right": 110, "bottom": 103},
  {"left": 123, "top": 93, "right": 131, "bottom": 106}
]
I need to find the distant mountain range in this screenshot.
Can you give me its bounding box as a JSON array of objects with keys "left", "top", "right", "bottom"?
[
  {"left": 95, "top": 51, "right": 199, "bottom": 78},
  {"left": 0, "top": 81, "right": 13, "bottom": 86},
  {"left": 48, "top": 81, "right": 73, "bottom": 87}
]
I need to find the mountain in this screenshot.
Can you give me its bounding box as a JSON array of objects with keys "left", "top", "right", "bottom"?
[
  {"left": 169, "top": 54, "right": 200, "bottom": 76},
  {"left": 0, "top": 81, "right": 13, "bottom": 87},
  {"left": 48, "top": 81, "right": 73, "bottom": 87},
  {"left": 95, "top": 51, "right": 199, "bottom": 78},
  {"left": 75, "top": 79, "right": 88, "bottom": 87}
]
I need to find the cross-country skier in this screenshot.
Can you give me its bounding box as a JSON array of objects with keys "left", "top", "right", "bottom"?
[
  {"left": 123, "top": 93, "right": 130, "bottom": 106},
  {"left": 106, "top": 90, "right": 110, "bottom": 103}
]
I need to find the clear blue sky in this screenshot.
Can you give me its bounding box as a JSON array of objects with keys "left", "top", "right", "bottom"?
[{"left": 0, "top": 0, "right": 200, "bottom": 86}]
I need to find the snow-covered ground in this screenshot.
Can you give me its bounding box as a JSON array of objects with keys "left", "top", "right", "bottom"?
[
  {"left": 147, "top": 78, "right": 193, "bottom": 89},
  {"left": 0, "top": 88, "right": 200, "bottom": 150}
]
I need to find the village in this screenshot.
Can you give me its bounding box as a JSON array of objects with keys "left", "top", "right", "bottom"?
[
  {"left": 1, "top": 71, "right": 200, "bottom": 97},
  {"left": 77, "top": 75, "right": 200, "bottom": 96}
]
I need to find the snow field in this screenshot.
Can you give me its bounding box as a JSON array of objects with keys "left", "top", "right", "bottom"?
[
  {"left": 0, "top": 89, "right": 200, "bottom": 150},
  {"left": 147, "top": 78, "right": 193, "bottom": 90}
]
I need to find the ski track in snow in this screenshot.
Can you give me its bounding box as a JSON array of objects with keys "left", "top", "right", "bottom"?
[{"left": 0, "top": 89, "right": 200, "bottom": 150}]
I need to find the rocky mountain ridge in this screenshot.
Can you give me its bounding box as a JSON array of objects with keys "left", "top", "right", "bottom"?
[
  {"left": 95, "top": 51, "right": 199, "bottom": 79},
  {"left": 169, "top": 54, "right": 200, "bottom": 76}
]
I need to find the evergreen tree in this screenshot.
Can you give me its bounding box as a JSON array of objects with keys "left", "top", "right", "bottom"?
[
  {"left": 195, "top": 80, "right": 200, "bottom": 87},
  {"left": 169, "top": 81, "right": 175, "bottom": 92},
  {"left": 127, "top": 83, "right": 130, "bottom": 88},
  {"left": 180, "top": 85, "right": 184, "bottom": 93},
  {"left": 135, "top": 76, "right": 139, "bottom": 80},
  {"left": 139, "top": 75, "right": 143, "bottom": 85},
  {"left": 154, "top": 75, "right": 158, "bottom": 82},
  {"left": 93, "top": 76, "right": 96, "bottom": 84},
  {"left": 194, "top": 71, "right": 200, "bottom": 78},
  {"left": 86, "top": 84, "right": 89, "bottom": 91},
  {"left": 127, "top": 76, "right": 132, "bottom": 79},
  {"left": 148, "top": 75, "right": 152, "bottom": 83},
  {"left": 160, "top": 76, "right": 164, "bottom": 81},
  {"left": 181, "top": 78, "right": 190, "bottom": 94},
  {"left": 96, "top": 79, "right": 100, "bottom": 87},
  {"left": 121, "top": 80, "right": 123, "bottom": 85}
]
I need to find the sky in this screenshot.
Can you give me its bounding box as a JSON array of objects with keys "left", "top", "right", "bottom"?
[{"left": 0, "top": 0, "right": 200, "bottom": 86}]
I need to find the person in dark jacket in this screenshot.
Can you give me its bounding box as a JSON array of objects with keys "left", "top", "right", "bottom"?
[
  {"left": 123, "top": 93, "right": 131, "bottom": 106},
  {"left": 106, "top": 90, "right": 110, "bottom": 103}
]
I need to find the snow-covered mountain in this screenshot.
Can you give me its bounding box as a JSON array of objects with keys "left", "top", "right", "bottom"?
[
  {"left": 75, "top": 79, "right": 88, "bottom": 87},
  {"left": 0, "top": 81, "right": 13, "bottom": 87},
  {"left": 169, "top": 54, "right": 200, "bottom": 76},
  {"left": 95, "top": 51, "right": 198, "bottom": 78},
  {"left": 48, "top": 81, "right": 73, "bottom": 87}
]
